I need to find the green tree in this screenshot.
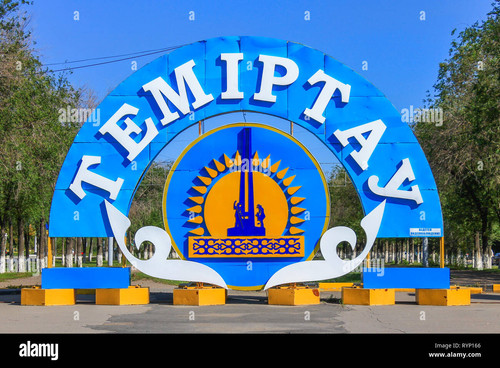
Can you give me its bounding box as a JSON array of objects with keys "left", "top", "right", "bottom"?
[
  {"left": 128, "top": 160, "right": 172, "bottom": 259},
  {"left": 414, "top": 1, "right": 500, "bottom": 268},
  {"left": 0, "top": 0, "right": 95, "bottom": 271},
  {"left": 327, "top": 165, "right": 365, "bottom": 258}
]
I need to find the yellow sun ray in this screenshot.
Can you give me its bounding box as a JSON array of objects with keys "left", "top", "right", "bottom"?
[
  {"left": 291, "top": 206, "right": 306, "bottom": 215},
  {"left": 213, "top": 159, "right": 226, "bottom": 172},
  {"left": 187, "top": 205, "right": 202, "bottom": 213},
  {"left": 289, "top": 227, "right": 305, "bottom": 235},
  {"left": 197, "top": 176, "right": 212, "bottom": 186},
  {"left": 261, "top": 154, "right": 271, "bottom": 169},
  {"left": 189, "top": 196, "right": 204, "bottom": 205},
  {"left": 187, "top": 216, "right": 204, "bottom": 224},
  {"left": 223, "top": 153, "right": 234, "bottom": 168},
  {"left": 270, "top": 160, "right": 281, "bottom": 173},
  {"left": 234, "top": 151, "right": 242, "bottom": 166},
  {"left": 192, "top": 186, "right": 207, "bottom": 195},
  {"left": 189, "top": 228, "right": 205, "bottom": 236},
  {"left": 252, "top": 151, "right": 260, "bottom": 167},
  {"left": 287, "top": 186, "right": 301, "bottom": 195},
  {"left": 282, "top": 175, "right": 296, "bottom": 187},
  {"left": 290, "top": 196, "right": 305, "bottom": 205},
  {"left": 205, "top": 166, "right": 218, "bottom": 178},
  {"left": 290, "top": 216, "right": 305, "bottom": 225},
  {"left": 276, "top": 167, "right": 289, "bottom": 180}
]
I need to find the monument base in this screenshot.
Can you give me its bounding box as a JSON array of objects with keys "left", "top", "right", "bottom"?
[
  {"left": 173, "top": 285, "right": 226, "bottom": 306},
  {"left": 21, "top": 287, "right": 76, "bottom": 306},
  {"left": 342, "top": 287, "right": 395, "bottom": 305},
  {"left": 416, "top": 288, "right": 470, "bottom": 306},
  {"left": 267, "top": 285, "right": 320, "bottom": 305},
  {"left": 95, "top": 286, "right": 150, "bottom": 305}
]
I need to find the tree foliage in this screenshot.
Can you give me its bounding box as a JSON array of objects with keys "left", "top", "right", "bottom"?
[
  {"left": 0, "top": 0, "right": 97, "bottom": 269},
  {"left": 413, "top": 1, "right": 500, "bottom": 265}
]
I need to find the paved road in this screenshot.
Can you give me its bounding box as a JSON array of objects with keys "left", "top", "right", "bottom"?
[
  {"left": 2, "top": 272, "right": 498, "bottom": 363},
  {"left": 1, "top": 285, "right": 500, "bottom": 334},
  {"left": 1, "top": 270, "right": 500, "bottom": 335}
]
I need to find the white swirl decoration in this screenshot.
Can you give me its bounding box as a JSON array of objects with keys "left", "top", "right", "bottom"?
[
  {"left": 105, "top": 199, "right": 385, "bottom": 291},
  {"left": 263, "top": 199, "right": 386, "bottom": 290},
  {"left": 104, "top": 200, "right": 228, "bottom": 289}
]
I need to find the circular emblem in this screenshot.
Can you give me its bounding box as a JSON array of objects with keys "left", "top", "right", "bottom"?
[{"left": 163, "top": 122, "right": 330, "bottom": 289}]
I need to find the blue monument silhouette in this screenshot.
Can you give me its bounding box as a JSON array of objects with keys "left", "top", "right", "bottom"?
[{"left": 227, "top": 128, "right": 266, "bottom": 236}]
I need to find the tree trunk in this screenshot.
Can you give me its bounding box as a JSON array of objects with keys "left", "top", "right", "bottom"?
[
  {"left": 0, "top": 224, "right": 6, "bottom": 274},
  {"left": 96, "top": 238, "right": 103, "bottom": 267},
  {"left": 82, "top": 238, "right": 87, "bottom": 263},
  {"left": 384, "top": 241, "right": 389, "bottom": 263},
  {"left": 61, "top": 237, "right": 66, "bottom": 266},
  {"left": 484, "top": 245, "right": 493, "bottom": 269},
  {"left": 8, "top": 221, "right": 13, "bottom": 272},
  {"left": 422, "top": 237, "right": 429, "bottom": 267},
  {"left": 410, "top": 238, "right": 415, "bottom": 264},
  {"left": 49, "top": 237, "right": 55, "bottom": 268},
  {"left": 7, "top": 221, "right": 12, "bottom": 271},
  {"left": 38, "top": 219, "right": 46, "bottom": 270},
  {"left": 88, "top": 238, "right": 93, "bottom": 262},
  {"left": 104, "top": 239, "right": 108, "bottom": 262},
  {"left": 76, "top": 238, "right": 83, "bottom": 267},
  {"left": 65, "top": 237, "right": 74, "bottom": 268},
  {"left": 17, "top": 218, "right": 25, "bottom": 272},
  {"left": 474, "top": 232, "right": 483, "bottom": 270},
  {"left": 25, "top": 230, "right": 31, "bottom": 272}
]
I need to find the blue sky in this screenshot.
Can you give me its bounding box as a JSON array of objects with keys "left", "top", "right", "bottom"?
[{"left": 27, "top": 0, "right": 494, "bottom": 112}]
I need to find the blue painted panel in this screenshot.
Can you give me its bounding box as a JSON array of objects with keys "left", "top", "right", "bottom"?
[
  {"left": 49, "top": 36, "right": 443, "bottom": 240},
  {"left": 41, "top": 267, "right": 131, "bottom": 289},
  {"left": 50, "top": 189, "right": 134, "bottom": 237},
  {"left": 362, "top": 267, "right": 450, "bottom": 289}
]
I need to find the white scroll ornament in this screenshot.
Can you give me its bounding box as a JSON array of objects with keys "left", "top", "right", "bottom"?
[
  {"left": 264, "top": 200, "right": 386, "bottom": 290},
  {"left": 104, "top": 200, "right": 228, "bottom": 289}
]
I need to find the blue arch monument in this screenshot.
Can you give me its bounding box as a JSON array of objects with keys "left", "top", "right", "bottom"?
[{"left": 43, "top": 36, "right": 446, "bottom": 297}]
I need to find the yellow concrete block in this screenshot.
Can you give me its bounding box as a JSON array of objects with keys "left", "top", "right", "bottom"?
[
  {"left": 173, "top": 286, "right": 226, "bottom": 306},
  {"left": 342, "top": 287, "right": 395, "bottom": 305},
  {"left": 267, "top": 286, "right": 320, "bottom": 305},
  {"left": 492, "top": 284, "right": 500, "bottom": 293},
  {"left": 451, "top": 285, "right": 482, "bottom": 294},
  {"left": 318, "top": 282, "right": 354, "bottom": 291},
  {"left": 21, "top": 288, "right": 76, "bottom": 306},
  {"left": 95, "top": 286, "right": 150, "bottom": 305},
  {"left": 416, "top": 288, "right": 470, "bottom": 306}
]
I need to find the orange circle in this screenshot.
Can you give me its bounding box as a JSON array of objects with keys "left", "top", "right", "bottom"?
[{"left": 204, "top": 170, "right": 289, "bottom": 237}]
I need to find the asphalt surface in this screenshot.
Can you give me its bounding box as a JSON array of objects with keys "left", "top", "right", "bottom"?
[
  {"left": 1, "top": 272, "right": 499, "bottom": 363},
  {"left": 0, "top": 274, "right": 500, "bottom": 334}
]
